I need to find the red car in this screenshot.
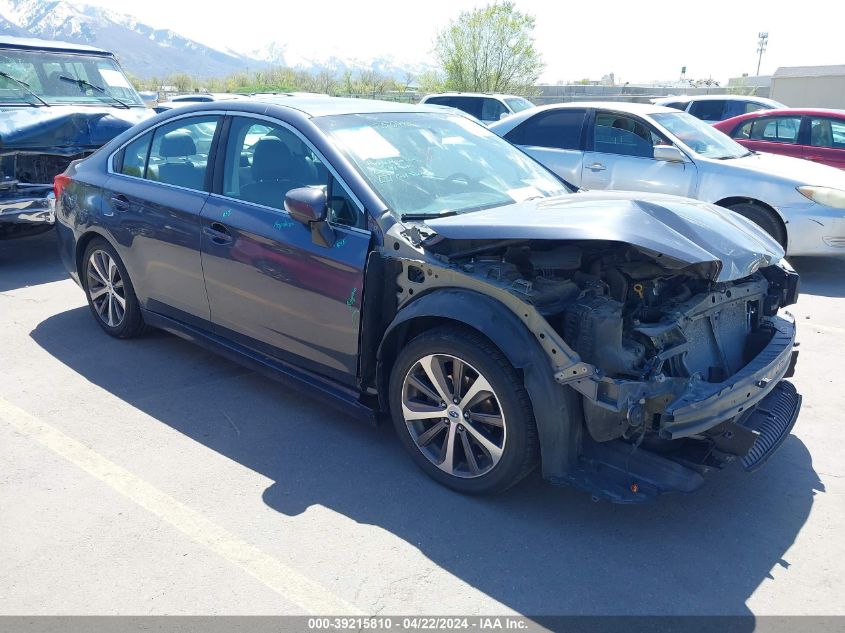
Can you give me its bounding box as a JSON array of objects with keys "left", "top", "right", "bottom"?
[{"left": 714, "top": 108, "right": 845, "bottom": 169}]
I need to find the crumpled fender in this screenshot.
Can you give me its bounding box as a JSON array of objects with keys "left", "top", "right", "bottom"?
[{"left": 377, "top": 288, "right": 583, "bottom": 479}]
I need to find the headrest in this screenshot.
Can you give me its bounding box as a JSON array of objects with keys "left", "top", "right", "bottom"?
[
  {"left": 159, "top": 130, "right": 196, "bottom": 158},
  {"left": 252, "top": 137, "right": 292, "bottom": 180}
]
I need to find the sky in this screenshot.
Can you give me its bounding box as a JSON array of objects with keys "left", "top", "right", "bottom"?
[{"left": 81, "top": 0, "right": 845, "bottom": 84}]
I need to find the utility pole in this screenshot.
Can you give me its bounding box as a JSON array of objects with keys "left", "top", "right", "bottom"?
[{"left": 756, "top": 32, "right": 769, "bottom": 76}]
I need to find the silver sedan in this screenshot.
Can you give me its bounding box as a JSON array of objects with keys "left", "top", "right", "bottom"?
[{"left": 490, "top": 102, "right": 845, "bottom": 256}]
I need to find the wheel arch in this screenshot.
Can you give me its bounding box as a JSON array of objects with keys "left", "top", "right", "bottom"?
[
  {"left": 75, "top": 229, "right": 118, "bottom": 282},
  {"left": 377, "top": 288, "right": 583, "bottom": 479},
  {"left": 715, "top": 196, "right": 788, "bottom": 246}
]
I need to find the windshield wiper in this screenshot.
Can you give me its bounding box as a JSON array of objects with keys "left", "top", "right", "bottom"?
[
  {"left": 400, "top": 209, "right": 459, "bottom": 221},
  {"left": 0, "top": 71, "right": 50, "bottom": 107},
  {"left": 58, "top": 75, "right": 130, "bottom": 109}
]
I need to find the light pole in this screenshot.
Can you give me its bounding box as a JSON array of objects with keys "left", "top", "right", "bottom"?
[{"left": 756, "top": 32, "right": 769, "bottom": 76}]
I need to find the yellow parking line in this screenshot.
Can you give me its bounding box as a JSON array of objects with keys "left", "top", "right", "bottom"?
[{"left": 0, "top": 397, "right": 362, "bottom": 615}]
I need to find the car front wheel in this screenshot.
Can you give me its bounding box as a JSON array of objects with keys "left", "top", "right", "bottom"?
[{"left": 389, "top": 326, "right": 539, "bottom": 494}]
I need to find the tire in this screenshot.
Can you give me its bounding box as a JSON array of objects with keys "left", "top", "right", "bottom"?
[
  {"left": 726, "top": 202, "right": 786, "bottom": 249},
  {"left": 81, "top": 238, "right": 146, "bottom": 338},
  {"left": 389, "top": 326, "right": 539, "bottom": 494}
]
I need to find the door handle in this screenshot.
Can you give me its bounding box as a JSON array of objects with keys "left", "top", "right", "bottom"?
[
  {"left": 588, "top": 162, "right": 606, "bottom": 171},
  {"left": 110, "top": 195, "right": 130, "bottom": 212},
  {"left": 203, "top": 222, "right": 233, "bottom": 245}
]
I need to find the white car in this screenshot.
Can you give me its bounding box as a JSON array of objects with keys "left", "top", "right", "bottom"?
[
  {"left": 420, "top": 93, "right": 534, "bottom": 124},
  {"left": 490, "top": 101, "right": 845, "bottom": 256},
  {"left": 652, "top": 94, "right": 786, "bottom": 123}
]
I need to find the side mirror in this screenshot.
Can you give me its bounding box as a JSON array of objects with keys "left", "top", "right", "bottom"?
[
  {"left": 653, "top": 145, "right": 688, "bottom": 163},
  {"left": 499, "top": 112, "right": 511, "bottom": 120},
  {"left": 284, "top": 187, "right": 335, "bottom": 248}
]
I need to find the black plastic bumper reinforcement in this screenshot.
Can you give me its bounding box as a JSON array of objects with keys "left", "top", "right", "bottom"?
[{"left": 737, "top": 380, "right": 802, "bottom": 472}]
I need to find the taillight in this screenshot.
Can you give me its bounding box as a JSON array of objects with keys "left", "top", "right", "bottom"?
[{"left": 54, "top": 174, "right": 71, "bottom": 200}]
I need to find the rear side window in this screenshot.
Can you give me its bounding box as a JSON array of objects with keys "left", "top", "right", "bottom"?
[
  {"left": 742, "top": 116, "right": 801, "bottom": 143},
  {"left": 145, "top": 116, "right": 220, "bottom": 190},
  {"left": 663, "top": 101, "right": 688, "bottom": 111},
  {"left": 424, "top": 96, "right": 452, "bottom": 107},
  {"left": 450, "top": 96, "right": 484, "bottom": 119},
  {"left": 505, "top": 109, "right": 586, "bottom": 150},
  {"left": 120, "top": 131, "right": 152, "bottom": 178},
  {"left": 689, "top": 100, "right": 727, "bottom": 121},
  {"left": 810, "top": 118, "right": 845, "bottom": 149}
]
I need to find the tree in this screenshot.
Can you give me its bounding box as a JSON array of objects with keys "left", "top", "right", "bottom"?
[{"left": 434, "top": 1, "right": 543, "bottom": 94}]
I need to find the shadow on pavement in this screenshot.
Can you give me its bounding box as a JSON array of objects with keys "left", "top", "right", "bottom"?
[
  {"left": 31, "top": 306, "right": 824, "bottom": 618},
  {"left": 0, "top": 230, "right": 67, "bottom": 293},
  {"left": 790, "top": 256, "right": 845, "bottom": 298}
]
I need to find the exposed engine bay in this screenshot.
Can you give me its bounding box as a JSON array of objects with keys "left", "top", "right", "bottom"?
[{"left": 399, "top": 235, "right": 800, "bottom": 481}]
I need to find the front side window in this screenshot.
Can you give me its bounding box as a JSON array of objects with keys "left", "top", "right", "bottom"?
[
  {"left": 481, "top": 98, "right": 508, "bottom": 121},
  {"left": 506, "top": 109, "right": 586, "bottom": 151},
  {"left": 689, "top": 100, "right": 727, "bottom": 121},
  {"left": 144, "top": 116, "right": 220, "bottom": 190},
  {"left": 316, "top": 112, "right": 567, "bottom": 219},
  {"left": 810, "top": 118, "right": 845, "bottom": 149},
  {"left": 223, "top": 117, "right": 328, "bottom": 210},
  {"left": 592, "top": 112, "right": 667, "bottom": 158},
  {"left": 222, "top": 117, "right": 364, "bottom": 228},
  {"left": 0, "top": 49, "right": 143, "bottom": 107},
  {"left": 652, "top": 111, "right": 750, "bottom": 159}
]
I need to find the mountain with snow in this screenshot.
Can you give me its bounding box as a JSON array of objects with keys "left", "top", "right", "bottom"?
[
  {"left": 249, "top": 41, "right": 435, "bottom": 82},
  {"left": 0, "top": 0, "right": 255, "bottom": 78},
  {"left": 0, "top": 0, "right": 433, "bottom": 82}
]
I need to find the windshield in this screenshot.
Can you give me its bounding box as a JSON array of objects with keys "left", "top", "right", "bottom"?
[
  {"left": 652, "top": 111, "right": 750, "bottom": 159},
  {"left": 0, "top": 49, "right": 143, "bottom": 107},
  {"left": 505, "top": 97, "right": 534, "bottom": 113},
  {"left": 316, "top": 112, "right": 568, "bottom": 219}
]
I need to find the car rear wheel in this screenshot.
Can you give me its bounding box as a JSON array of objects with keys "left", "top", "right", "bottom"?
[
  {"left": 389, "top": 326, "right": 538, "bottom": 494},
  {"left": 727, "top": 202, "right": 787, "bottom": 249},
  {"left": 82, "top": 238, "right": 146, "bottom": 338}
]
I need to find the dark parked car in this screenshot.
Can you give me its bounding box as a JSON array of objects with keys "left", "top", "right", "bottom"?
[
  {"left": 55, "top": 98, "right": 802, "bottom": 502},
  {"left": 714, "top": 108, "right": 845, "bottom": 170},
  {"left": 0, "top": 36, "right": 151, "bottom": 239}
]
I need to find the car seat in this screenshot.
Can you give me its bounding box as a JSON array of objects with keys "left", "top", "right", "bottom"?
[
  {"left": 811, "top": 121, "right": 833, "bottom": 147},
  {"left": 157, "top": 131, "right": 203, "bottom": 189},
  {"left": 240, "top": 138, "right": 300, "bottom": 208}
]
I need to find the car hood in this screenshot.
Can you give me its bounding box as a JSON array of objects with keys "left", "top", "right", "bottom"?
[
  {"left": 0, "top": 105, "right": 152, "bottom": 153},
  {"left": 423, "top": 191, "right": 785, "bottom": 282},
  {"left": 720, "top": 150, "right": 845, "bottom": 187}
]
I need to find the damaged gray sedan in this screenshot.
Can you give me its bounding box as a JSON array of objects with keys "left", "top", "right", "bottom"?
[{"left": 55, "top": 99, "right": 801, "bottom": 502}]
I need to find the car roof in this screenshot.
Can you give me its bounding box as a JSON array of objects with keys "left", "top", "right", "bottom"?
[
  {"left": 422, "top": 92, "right": 526, "bottom": 100},
  {"left": 0, "top": 35, "right": 114, "bottom": 57},
  {"left": 725, "top": 107, "right": 845, "bottom": 118},
  {"left": 654, "top": 94, "right": 782, "bottom": 105},
  {"left": 522, "top": 101, "right": 681, "bottom": 116},
  {"left": 184, "top": 96, "right": 449, "bottom": 118}
]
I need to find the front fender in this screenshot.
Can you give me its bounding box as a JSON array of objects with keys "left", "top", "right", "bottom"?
[{"left": 377, "top": 288, "right": 583, "bottom": 479}]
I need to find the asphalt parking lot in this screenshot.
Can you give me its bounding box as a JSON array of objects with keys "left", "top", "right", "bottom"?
[{"left": 1, "top": 230, "right": 844, "bottom": 618}]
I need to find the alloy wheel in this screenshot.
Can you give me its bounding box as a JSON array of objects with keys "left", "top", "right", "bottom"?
[
  {"left": 86, "top": 249, "right": 126, "bottom": 328},
  {"left": 401, "top": 353, "right": 507, "bottom": 478}
]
